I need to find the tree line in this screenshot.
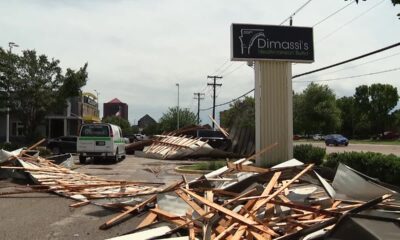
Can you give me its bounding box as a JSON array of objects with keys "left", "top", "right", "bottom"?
[
  {"left": 0, "top": 48, "right": 88, "bottom": 140},
  {"left": 295, "top": 82, "right": 399, "bottom": 138},
  {"left": 221, "top": 82, "right": 399, "bottom": 139}
]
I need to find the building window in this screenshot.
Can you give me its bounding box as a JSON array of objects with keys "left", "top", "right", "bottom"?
[{"left": 12, "top": 121, "right": 24, "bottom": 136}]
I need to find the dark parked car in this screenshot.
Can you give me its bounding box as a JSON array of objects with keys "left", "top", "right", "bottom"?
[
  {"left": 325, "top": 134, "right": 349, "bottom": 146},
  {"left": 378, "top": 131, "right": 400, "bottom": 140},
  {"left": 46, "top": 136, "right": 78, "bottom": 154},
  {"left": 186, "top": 129, "right": 232, "bottom": 150}
]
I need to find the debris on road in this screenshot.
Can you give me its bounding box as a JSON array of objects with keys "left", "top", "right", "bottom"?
[
  {"left": 0, "top": 140, "right": 165, "bottom": 206},
  {"left": 2, "top": 140, "right": 400, "bottom": 240}
]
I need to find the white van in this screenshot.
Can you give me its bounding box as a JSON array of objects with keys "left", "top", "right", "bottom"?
[{"left": 77, "top": 123, "right": 126, "bottom": 164}]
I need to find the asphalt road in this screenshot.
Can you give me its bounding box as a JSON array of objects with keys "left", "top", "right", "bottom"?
[
  {"left": 0, "top": 156, "right": 200, "bottom": 240},
  {"left": 296, "top": 141, "right": 400, "bottom": 156}
]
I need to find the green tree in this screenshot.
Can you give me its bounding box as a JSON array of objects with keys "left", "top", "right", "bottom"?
[
  {"left": 390, "top": 109, "right": 400, "bottom": 132},
  {"left": 142, "top": 123, "right": 161, "bottom": 136},
  {"left": 0, "top": 48, "right": 88, "bottom": 139},
  {"left": 353, "top": 85, "right": 372, "bottom": 137},
  {"left": 369, "top": 84, "right": 399, "bottom": 135},
  {"left": 336, "top": 96, "right": 355, "bottom": 137},
  {"left": 354, "top": 84, "right": 399, "bottom": 136},
  {"left": 158, "top": 107, "right": 197, "bottom": 132},
  {"left": 220, "top": 96, "right": 255, "bottom": 130},
  {"left": 294, "top": 83, "right": 341, "bottom": 135},
  {"left": 293, "top": 92, "right": 305, "bottom": 134},
  {"left": 102, "top": 116, "right": 133, "bottom": 135}
]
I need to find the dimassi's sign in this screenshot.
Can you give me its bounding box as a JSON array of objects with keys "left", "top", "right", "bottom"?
[{"left": 231, "top": 23, "right": 314, "bottom": 63}]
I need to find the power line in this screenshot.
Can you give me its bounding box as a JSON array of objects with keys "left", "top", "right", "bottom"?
[
  {"left": 307, "top": 51, "right": 400, "bottom": 78},
  {"left": 312, "top": 0, "right": 355, "bottom": 27},
  {"left": 212, "top": 59, "right": 230, "bottom": 75},
  {"left": 293, "top": 41, "right": 400, "bottom": 79},
  {"left": 201, "top": 42, "right": 400, "bottom": 111},
  {"left": 200, "top": 89, "right": 254, "bottom": 111},
  {"left": 317, "top": 0, "right": 385, "bottom": 43},
  {"left": 280, "top": 0, "right": 314, "bottom": 25},
  {"left": 223, "top": 63, "right": 246, "bottom": 77},
  {"left": 294, "top": 67, "right": 400, "bottom": 83},
  {"left": 217, "top": 62, "right": 237, "bottom": 75}
]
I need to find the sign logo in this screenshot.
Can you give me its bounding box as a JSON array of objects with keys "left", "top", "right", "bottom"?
[
  {"left": 239, "top": 29, "right": 265, "bottom": 54},
  {"left": 231, "top": 24, "right": 314, "bottom": 63}
]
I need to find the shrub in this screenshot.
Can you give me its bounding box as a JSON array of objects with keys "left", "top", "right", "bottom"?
[
  {"left": 293, "top": 144, "right": 326, "bottom": 165},
  {"left": 0, "top": 142, "right": 22, "bottom": 151},
  {"left": 324, "top": 151, "right": 400, "bottom": 186},
  {"left": 38, "top": 147, "right": 52, "bottom": 157}
]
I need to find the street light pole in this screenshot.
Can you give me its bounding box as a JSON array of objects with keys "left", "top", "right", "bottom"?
[
  {"left": 6, "top": 42, "right": 19, "bottom": 143},
  {"left": 176, "top": 83, "right": 180, "bottom": 130},
  {"left": 94, "top": 89, "right": 100, "bottom": 123}
]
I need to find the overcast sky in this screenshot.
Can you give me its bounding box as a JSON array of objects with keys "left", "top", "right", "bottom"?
[{"left": 1, "top": 0, "right": 399, "bottom": 125}]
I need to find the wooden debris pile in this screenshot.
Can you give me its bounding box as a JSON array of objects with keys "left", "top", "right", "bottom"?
[
  {"left": 0, "top": 140, "right": 165, "bottom": 206},
  {"left": 105, "top": 147, "right": 400, "bottom": 239},
  {"left": 137, "top": 134, "right": 213, "bottom": 160}
]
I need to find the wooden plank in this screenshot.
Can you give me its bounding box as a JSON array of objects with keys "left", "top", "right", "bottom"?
[
  {"left": 136, "top": 212, "right": 158, "bottom": 229},
  {"left": 175, "top": 190, "right": 210, "bottom": 219},
  {"left": 226, "top": 161, "right": 274, "bottom": 173},
  {"left": 231, "top": 225, "right": 247, "bottom": 240},
  {"left": 230, "top": 172, "right": 280, "bottom": 240},
  {"left": 214, "top": 222, "right": 238, "bottom": 240},
  {"left": 180, "top": 188, "right": 278, "bottom": 236},
  {"left": 99, "top": 195, "right": 157, "bottom": 230},
  {"left": 186, "top": 210, "right": 196, "bottom": 240},
  {"left": 150, "top": 207, "right": 186, "bottom": 226},
  {"left": 251, "top": 171, "right": 282, "bottom": 212},
  {"left": 208, "top": 114, "right": 229, "bottom": 138},
  {"left": 69, "top": 201, "right": 90, "bottom": 208},
  {"left": 238, "top": 165, "right": 314, "bottom": 203},
  {"left": 203, "top": 190, "right": 213, "bottom": 240},
  {"left": 245, "top": 142, "right": 278, "bottom": 161}
]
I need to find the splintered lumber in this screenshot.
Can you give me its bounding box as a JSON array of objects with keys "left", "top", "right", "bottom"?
[
  {"left": 186, "top": 210, "right": 196, "bottom": 240},
  {"left": 226, "top": 161, "right": 275, "bottom": 173},
  {"left": 100, "top": 181, "right": 182, "bottom": 230},
  {"left": 100, "top": 195, "right": 157, "bottom": 230},
  {"left": 69, "top": 201, "right": 90, "bottom": 208},
  {"left": 150, "top": 207, "right": 187, "bottom": 226},
  {"left": 237, "top": 164, "right": 314, "bottom": 203},
  {"left": 208, "top": 114, "right": 229, "bottom": 138},
  {"left": 143, "top": 134, "right": 212, "bottom": 159},
  {"left": 175, "top": 190, "right": 209, "bottom": 219},
  {"left": 214, "top": 222, "right": 239, "bottom": 240},
  {"left": 246, "top": 142, "right": 278, "bottom": 161},
  {"left": 230, "top": 171, "right": 282, "bottom": 240},
  {"left": 268, "top": 200, "right": 341, "bottom": 217},
  {"left": 136, "top": 212, "right": 158, "bottom": 229},
  {"left": 180, "top": 188, "right": 278, "bottom": 236},
  {"left": 252, "top": 171, "right": 282, "bottom": 212}
]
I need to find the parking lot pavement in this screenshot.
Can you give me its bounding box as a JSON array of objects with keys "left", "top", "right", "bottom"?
[
  {"left": 295, "top": 141, "right": 400, "bottom": 156},
  {"left": 0, "top": 155, "right": 201, "bottom": 240}
]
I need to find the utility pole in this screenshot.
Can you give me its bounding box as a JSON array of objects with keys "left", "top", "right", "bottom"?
[
  {"left": 6, "top": 42, "right": 19, "bottom": 143},
  {"left": 176, "top": 83, "right": 180, "bottom": 130},
  {"left": 193, "top": 92, "right": 205, "bottom": 124},
  {"left": 207, "top": 75, "right": 222, "bottom": 129}
]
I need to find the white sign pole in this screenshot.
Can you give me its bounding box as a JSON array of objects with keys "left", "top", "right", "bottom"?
[
  {"left": 231, "top": 23, "right": 312, "bottom": 166},
  {"left": 255, "top": 61, "right": 293, "bottom": 166}
]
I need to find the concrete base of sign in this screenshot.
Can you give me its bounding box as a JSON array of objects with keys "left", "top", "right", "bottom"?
[{"left": 255, "top": 61, "right": 293, "bottom": 166}]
